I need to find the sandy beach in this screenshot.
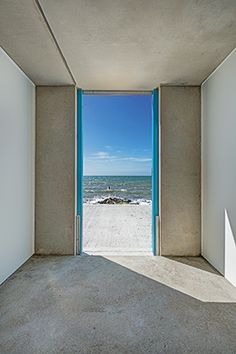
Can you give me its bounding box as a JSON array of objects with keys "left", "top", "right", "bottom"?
[{"left": 83, "top": 204, "right": 152, "bottom": 255}]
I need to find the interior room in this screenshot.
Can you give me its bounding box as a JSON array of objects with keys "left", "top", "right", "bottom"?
[{"left": 0, "top": 1, "right": 236, "bottom": 352}]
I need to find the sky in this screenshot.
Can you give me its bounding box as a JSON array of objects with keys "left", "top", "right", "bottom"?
[{"left": 83, "top": 94, "right": 152, "bottom": 176}]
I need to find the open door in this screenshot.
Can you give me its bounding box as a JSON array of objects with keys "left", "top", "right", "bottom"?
[
  {"left": 152, "top": 88, "right": 159, "bottom": 255},
  {"left": 77, "top": 89, "right": 157, "bottom": 255},
  {"left": 77, "top": 88, "right": 83, "bottom": 254}
]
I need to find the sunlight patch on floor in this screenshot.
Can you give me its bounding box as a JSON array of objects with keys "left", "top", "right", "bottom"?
[{"left": 103, "top": 255, "right": 236, "bottom": 303}]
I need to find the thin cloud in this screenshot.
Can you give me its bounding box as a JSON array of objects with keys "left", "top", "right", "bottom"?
[
  {"left": 92, "top": 151, "right": 110, "bottom": 159},
  {"left": 122, "top": 157, "right": 152, "bottom": 162},
  {"left": 91, "top": 151, "right": 116, "bottom": 160},
  {"left": 89, "top": 152, "right": 151, "bottom": 163}
]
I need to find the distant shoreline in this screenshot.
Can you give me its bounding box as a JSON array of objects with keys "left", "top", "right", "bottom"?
[{"left": 83, "top": 175, "right": 152, "bottom": 177}]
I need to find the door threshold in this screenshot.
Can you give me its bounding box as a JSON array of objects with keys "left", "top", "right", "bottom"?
[{"left": 82, "top": 250, "right": 153, "bottom": 256}]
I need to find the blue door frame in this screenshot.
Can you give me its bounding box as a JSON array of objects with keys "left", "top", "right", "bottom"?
[
  {"left": 152, "top": 88, "right": 159, "bottom": 255},
  {"left": 77, "top": 89, "right": 83, "bottom": 254},
  {"left": 77, "top": 89, "right": 159, "bottom": 255}
]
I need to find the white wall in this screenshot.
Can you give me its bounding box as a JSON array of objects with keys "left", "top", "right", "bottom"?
[
  {"left": 202, "top": 48, "right": 236, "bottom": 287},
  {"left": 0, "top": 48, "right": 35, "bottom": 284}
]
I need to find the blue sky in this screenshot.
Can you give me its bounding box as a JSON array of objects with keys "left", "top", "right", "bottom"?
[{"left": 83, "top": 94, "right": 152, "bottom": 176}]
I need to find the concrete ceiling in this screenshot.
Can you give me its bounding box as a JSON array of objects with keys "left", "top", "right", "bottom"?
[
  {"left": 0, "top": 0, "right": 74, "bottom": 85},
  {"left": 1, "top": 0, "right": 236, "bottom": 89}
]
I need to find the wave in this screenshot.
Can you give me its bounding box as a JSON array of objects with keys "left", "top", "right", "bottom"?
[
  {"left": 130, "top": 198, "right": 152, "bottom": 205},
  {"left": 98, "top": 188, "right": 128, "bottom": 192},
  {"left": 83, "top": 196, "right": 152, "bottom": 205}
]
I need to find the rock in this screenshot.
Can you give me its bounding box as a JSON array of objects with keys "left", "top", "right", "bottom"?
[{"left": 98, "top": 197, "right": 131, "bottom": 204}]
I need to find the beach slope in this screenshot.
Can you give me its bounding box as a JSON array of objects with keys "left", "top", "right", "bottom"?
[{"left": 83, "top": 204, "right": 152, "bottom": 255}]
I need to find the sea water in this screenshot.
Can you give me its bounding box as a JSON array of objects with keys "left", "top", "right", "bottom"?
[{"left": 83, "top": 176, "right": 151, "bottom": 205}]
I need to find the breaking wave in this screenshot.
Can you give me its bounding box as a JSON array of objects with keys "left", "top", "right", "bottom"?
[{"left": 84, "top": 196, "right": 152, "bottom": 205}]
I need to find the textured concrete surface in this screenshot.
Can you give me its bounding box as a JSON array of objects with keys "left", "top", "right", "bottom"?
[
  {"left": 39, "top": 0, "right": 236, "bottom": 88},
  {"left": 36, "top": 86, "right": 75, "bottom": 254},
  {"left": 83, "top": 205, "right": 152, "bottom": 255},
  {"left": 160, "top": 86, "right": 201, "bottom": 256},
  {"left": 0, "top": 0, "right": 73, "bottom": 85},
  {"left": 1, "top": 1, "right": 236, "bottom": 87},
  {"left": 0, "top": 256, "right": 236, "bottom": 353}
]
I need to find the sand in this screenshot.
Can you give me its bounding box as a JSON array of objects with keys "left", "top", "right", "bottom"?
[{"left": 83, "top": 204, "right": 152, "bottom": 255}]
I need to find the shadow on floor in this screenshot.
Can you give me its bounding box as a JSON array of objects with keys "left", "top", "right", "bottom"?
[{"left": 0, "top": 255, "right": 236, "bottom": 353}]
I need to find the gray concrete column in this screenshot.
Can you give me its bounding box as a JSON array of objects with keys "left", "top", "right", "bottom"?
[
  {"left": 160, "top": 86, "right": 201, "bottom": 256},
  {"left": 36, "top": 86, "right": 76, "bottom": 254}
]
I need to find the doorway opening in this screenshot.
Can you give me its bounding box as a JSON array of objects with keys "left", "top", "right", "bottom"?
[{"left": 77, "top": 90, "right": 159, "bottom": 256}]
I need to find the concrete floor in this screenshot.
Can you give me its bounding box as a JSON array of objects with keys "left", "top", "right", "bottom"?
[
  {"left": 83, "top": 205, "right": 152, "bottom": 255},
  {"left": 0, "top": 256, "right": 236, "bottom": 353}
]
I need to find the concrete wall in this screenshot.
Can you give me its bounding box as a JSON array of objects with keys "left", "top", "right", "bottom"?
[
  {"left": 0, "top": 48, "right": 35, "bottom": 284},
  {"left": 36, "top": 86, "right": 76, "bottom": 254},
  {"left": 202, "top": 49, "right": 236, "bottom": 286},
  {"left": 160, "top": 86, "right": 201, "bottom": 256}
]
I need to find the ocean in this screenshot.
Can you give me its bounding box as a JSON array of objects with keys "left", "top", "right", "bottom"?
[{"left": 83, "top": 176, "right": 152, "bottom": 205}]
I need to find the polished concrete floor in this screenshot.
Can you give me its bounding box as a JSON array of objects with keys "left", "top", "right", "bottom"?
[{"left": 0, "top": 255, "right": 236, "bottom": 353}]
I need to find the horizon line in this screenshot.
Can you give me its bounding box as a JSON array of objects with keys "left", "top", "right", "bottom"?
[{"left": 83, "top": 175, "right": 151, "bottom": 177}]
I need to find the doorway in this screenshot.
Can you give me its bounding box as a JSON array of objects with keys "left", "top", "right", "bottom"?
[{"left": 77, "top": 90, "right": 159, "bottom": 255}]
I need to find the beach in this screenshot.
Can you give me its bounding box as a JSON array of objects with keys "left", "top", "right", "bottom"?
[{"left": 83, "top": 204, "right": 152, "bottom": 255}]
